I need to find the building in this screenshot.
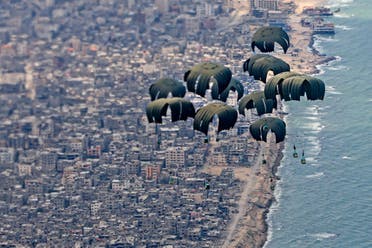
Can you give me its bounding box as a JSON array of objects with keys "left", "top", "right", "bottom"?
[
  {"left": 18, "top": 164, "right": 32, "bottom": 176},
  {"left": 251, "top": 0, "right": 279, "bottom": 11},
  {"left": 165, "top": 147, "right": 186, "bottom": 168},
  {"left": 40, "top": 151, "right": 58, "bottom": 172},
  {"left": 0, "top": 148, "right": 14, "bottom": 165}
]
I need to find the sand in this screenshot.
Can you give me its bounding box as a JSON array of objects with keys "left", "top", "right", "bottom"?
[{"left": 279, "top": 0, "right": 335, "bottom": 75}]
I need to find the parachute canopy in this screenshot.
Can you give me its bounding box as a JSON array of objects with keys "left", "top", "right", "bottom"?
[
  {"left": 264, "top": 71, "right": 302, "bottom": 99},
  {"left": 238, "top": 91, "right": 277, "bottom": 116},
  {"left": 249, "top": 117, "right": 286, "bottom": 143},
  {"left": 184, "top": 62, "right": 232, "bottom": 98},
  {"left": 149, "top": 78, "right": 186, "bottom": 101},
  {"left": 211, "top": 77, "right": 244, "bottom": 102},
  {"left": 146, "top": 97, "right": 195, "bottom": 123},
  {"left": 251, "top": 26, "right": 290, "bottom": 53},
  {"left": 194, "top": 102, "right": 238, "bottom": 135},
  {"left": 243, "top": 54, "right": 290, "bottom": 83},
  {"left": 265, "top": 72, "right": 325, "bottom": 101}
]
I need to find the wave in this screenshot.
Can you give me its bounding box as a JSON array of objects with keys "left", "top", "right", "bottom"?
[
  {"left": 333, "top": 12, "right": 353, "bottom": 18},
  {"left": 304, "top": 116, "right": 319, "bottom": 121},
  {"left": 327, "top": 90, "right": 343, "bottom": 95},
  {"left": 308, "top": 232, "right": 339, "bottom": 240},
  {"left": 314, "top": 56, "right": 342, "bottom": 76},
  {"left": 327, "top": 0, "right": 354, "bottom": 8},
  {"left": 314, "top": 64, "right": 325, "bottom": 75},
  {"left": 305, "top": 105, "right": 320, "bottom": 112},
  {"left": 326, "top": 85, "right": 343, "bottom": 95},
  {"left": 303, "top": 122, "right": 325, "bottom": 132},
  {"left": 323, "top": 56, "right": 342, "bottom": 66},
  {"left": 313, "top": 35, "right": 338, "bottom": 43},
  {"left": 312, "top": 38, "right": 325, "bottom": 54},
  {"left": 305, "top": 172, "right": 324, "bottom": 179},
  {"left": 335, "top": 25, "right": 353, "bottom": 30},
  {"left": 368, "top": 99, "right": 372, "bottom": 102},
  {"left": 327, "top": 65, "right": 350, "bottom": 71},
  {"left": 263, "top": 168, "right": 284, "bottom": 248},
  {"left": 342, "top": 155, "right": 353, "bottom": 160},
  {"left": 314, "top": 36, "right": 337, "bottom": 43}
]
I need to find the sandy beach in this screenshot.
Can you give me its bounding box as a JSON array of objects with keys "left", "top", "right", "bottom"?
[
  {"left": 217, "top": 0, "right": 332, "bottom": 247},
  {"left": 282, "top": 0, "right": 335, "bottom": 74}
]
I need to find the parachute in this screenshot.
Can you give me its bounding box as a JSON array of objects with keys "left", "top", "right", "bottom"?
[
  {"left": 238, "top": 91, "right": 277, "bottom": 116},
  {"left": 211, "top": 77, "right": 244, "bottom": 102},
  {"left": 264, "top": 71, "right": 302, "bottom": 99},
  {"left": 146, "top": 97, "right": 195, "bottom": 123},
  {"left": 282, "top": 75, "right": 325, "bottom": 101},
  {"left": 193, "top": 102, "right": 238, "bottom": 135},
  {"left": 249, "top": 117, "right": 286, "bottom": 143},
  {"left": 265, "top": 72, "right": 325, "bottom": 101},
  {"left": 149, "top": 78, "right": 186, "bottom": 101},
  {"left": 251, "top": 26, "right": 290, "bottom": 53},
  {"left": 243, "top": 54, "right": 290, "bottom": 83},
  {"left": 184, "top": 62, "right": 232, "bottom": 98}
]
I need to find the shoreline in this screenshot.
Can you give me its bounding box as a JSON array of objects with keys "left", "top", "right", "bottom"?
[
  {"left": 262, "top": 0, "right": 333, "bottom": 247},
  {"left": 219, "top": 0, "right": 333, "bottom": 247}
]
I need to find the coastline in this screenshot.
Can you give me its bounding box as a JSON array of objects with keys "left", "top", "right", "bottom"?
[
  {"left": 219, "top": 0, "right": 334, "bottom": 247},
  {"left": 262, "top": 0, "right": 334, "bottom": 247}
]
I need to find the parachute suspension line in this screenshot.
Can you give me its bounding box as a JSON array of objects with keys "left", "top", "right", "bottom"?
[
  {"left": 262, "top": 98, "right": 268, "bottom": 114},
  {"left": 260, "top": 125, "right": 267, "bottom": 164},
  {"left": 178, "top": 101, "right": 182, "bottom": 121},
  {"left": 205, "top": 179, "right": 211, "bottom": 198},
  {"left": 168, "top": 171, "right": 173, "bottom": 184},
  {"left": 155, "top": 123, "right": 161, "bottom": 148},
  {"left": 293, "top": 144, "right": 298, "bottom": 158},
  {"left": 298, "top": 134, "right": 306, "bottom": 163},
  {"left": 195, "top": 74, "right": 201, "bottom": 93},
  {"left": 155, "top": 91, "right": 160, "bottom": 100},
  {"left": 262, "top": 150, "right": 267, "bottom": 165}
]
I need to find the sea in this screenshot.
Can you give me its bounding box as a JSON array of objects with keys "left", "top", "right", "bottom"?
[{"left": 264, "top": 0, "right": 372, "bottom": 247}]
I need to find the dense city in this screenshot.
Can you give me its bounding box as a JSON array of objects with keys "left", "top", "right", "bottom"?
[{"left": 0, "top": 1, "right": 292, "bottom": 247}]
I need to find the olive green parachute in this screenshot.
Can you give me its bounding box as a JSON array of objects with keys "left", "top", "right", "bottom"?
[
  {"left": 249, "top": 117, "right": 286, "bottom": 143},
  {"left": 265, "top": 72, "right": 325, "bottom": 101},
  {"left": 211, "top": 77, "right": 244, "bottom": 102},
  {"left": 149, "top": 78, "right": 186, "bottom": 101},
  {"left": 238, "top": 91, "right": 277, "bottom": 116},
  {"left": 193, "top": 102, "right": 238, "bottom": 135},
  {"left": 146, "top": 97, "right": 195, "bottom": 123},
  {"left": 251, "top": 26, "right": 290, "bottom": 53},
  {"left": 184, "top": 62, "right": 232, "bottom": 98},
  {"left": 243, "top": 54, "right": 290, "bottom": 83},
  {"left": 282, "top": 75, "right": 325, "bottom": 101},
  {"left": 264, "top": 71, "right": 303, "bottom": 99}
]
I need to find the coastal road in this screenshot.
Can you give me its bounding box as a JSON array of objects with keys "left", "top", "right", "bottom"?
[{"left": 222, "top": 148, "right": 263, "bottom": 248}]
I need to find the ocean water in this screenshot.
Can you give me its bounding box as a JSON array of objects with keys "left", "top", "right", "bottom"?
[{"left": 265, "top": 0, "right": 372, "bottom": 247}]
